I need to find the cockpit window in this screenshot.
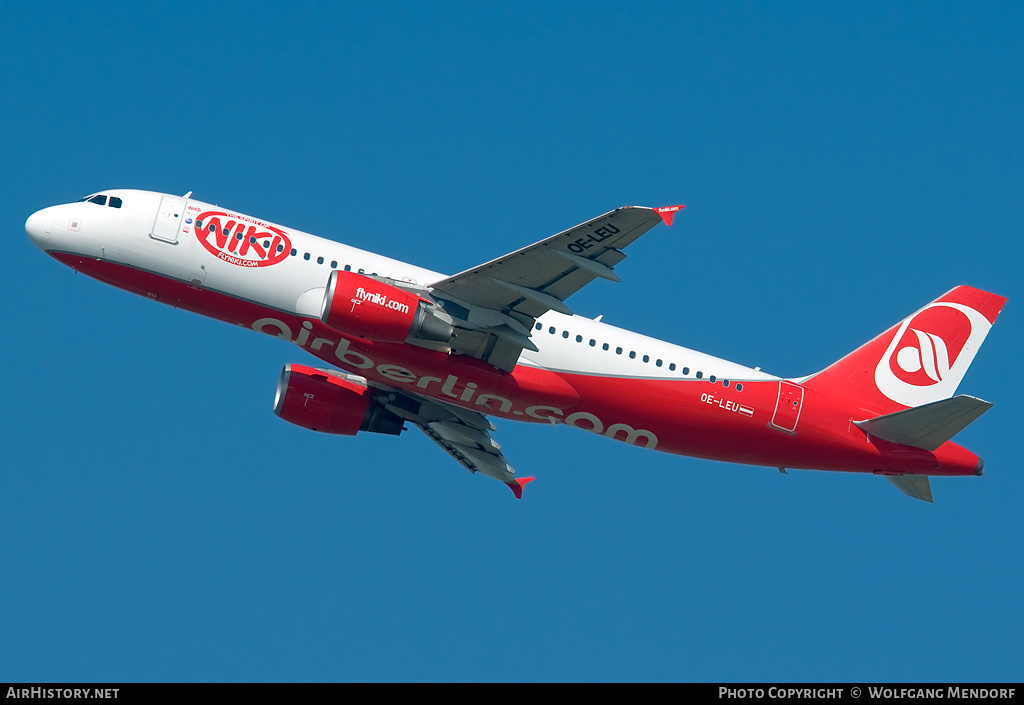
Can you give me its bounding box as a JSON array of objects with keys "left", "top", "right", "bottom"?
[{"left": 79, "top": 194, "right": 123, "bottom": 208}]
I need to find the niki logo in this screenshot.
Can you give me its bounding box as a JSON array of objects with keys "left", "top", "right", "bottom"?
[
  {"left": 875, "top": 302, "right": 990, "bottom": 407},
  {"left": 194, "top": 210, "right": 292, "bottom": 268}
]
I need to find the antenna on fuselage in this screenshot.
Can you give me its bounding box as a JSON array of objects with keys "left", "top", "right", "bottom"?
[{"left": 182, "top": 190, "right": 193, "bottom": 198}]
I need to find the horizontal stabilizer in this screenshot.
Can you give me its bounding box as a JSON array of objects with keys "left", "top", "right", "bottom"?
[
  {"left": 885, "top": 475, "right": 934, "bottom": 503},
  {"left": 855, "top": 395, "right": 993, "bottom": 451}
]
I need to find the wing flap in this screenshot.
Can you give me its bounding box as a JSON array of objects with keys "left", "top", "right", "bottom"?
[
  {"left": 855, "top": 395, "right": 993, "bottom": 451},
  {"left": 419, "top": 419, "right": 516, "bottom": 483},
  {"left": 426, "top": 419, "right": 500, "bottom": 451}
]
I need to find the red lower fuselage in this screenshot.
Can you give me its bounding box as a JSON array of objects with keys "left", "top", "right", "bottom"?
[{"left": 52, "top": 252, "right": 983, "bottom": 478}]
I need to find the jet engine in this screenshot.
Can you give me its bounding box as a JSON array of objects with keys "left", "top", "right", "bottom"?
[
  {"left": 320, "top": 270, "right": 452, "bottom": 343},
  {"left": 273, "top": 363, "right": 404, "bottom": 436}
]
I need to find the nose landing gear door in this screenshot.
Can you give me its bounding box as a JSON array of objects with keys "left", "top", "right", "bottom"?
[{"left": 151, "top": 195, "right": 186, "bottom": 244}]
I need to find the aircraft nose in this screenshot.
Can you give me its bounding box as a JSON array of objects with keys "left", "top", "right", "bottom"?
[{"left": 25, "top": 207, "right": 56, "bottom": 249}]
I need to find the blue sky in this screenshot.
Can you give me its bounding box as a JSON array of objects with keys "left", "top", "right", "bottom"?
[{"left": 3, "top": 2, "right": 1022, "bottom": 682}]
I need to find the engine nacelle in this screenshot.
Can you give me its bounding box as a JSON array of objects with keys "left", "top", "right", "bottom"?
[
  {"left": 320, "top": 270, "right": 452, "bottom": 343},
  {"left": 273, "top": 363, "right": 404, "bottom": 436}
]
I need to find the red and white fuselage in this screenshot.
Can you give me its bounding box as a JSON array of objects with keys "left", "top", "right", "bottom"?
[{"left": 26, "top": 189, "right": 1006, "bottom": 499}]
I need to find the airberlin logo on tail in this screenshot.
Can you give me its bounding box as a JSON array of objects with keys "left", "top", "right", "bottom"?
[
  {"left": 195, "top": 210, "right": 292, "bottom": 268},
  {"left": 875, "top": 302, "right": 991, "bottom": 407},
  {"left": 896, "top": 329, "right": 951, "bottom": 384}
]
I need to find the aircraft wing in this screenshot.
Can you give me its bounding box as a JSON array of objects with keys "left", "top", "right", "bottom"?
[
  {"left": 427, "top": 205, "right": 681, "bottom": 371},
  {"left": 371, "top": 382, "right": 534, "bottom": 498},
  {"left": 418, "top": 417, "right": 535, "bottom": 498}
]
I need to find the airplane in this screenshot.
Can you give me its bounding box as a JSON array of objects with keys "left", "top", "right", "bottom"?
[{"left": 25, "top": 189, "right": 1006, "bottom": 502}]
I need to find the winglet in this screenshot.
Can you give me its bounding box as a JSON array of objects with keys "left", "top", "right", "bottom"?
[
  {"left": 655, "top": 205, "right": 685, "bottom": 227},
  {"left": 505, "top": 476, "right": 535, "bottom": 499}
]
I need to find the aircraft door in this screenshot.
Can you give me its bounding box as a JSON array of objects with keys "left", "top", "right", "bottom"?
[
  {"left": 770, "top": 381, "right": 804, "bottom": 434},
  {"left": 151, "top": 196, "right": 186, "bottom": 243}
]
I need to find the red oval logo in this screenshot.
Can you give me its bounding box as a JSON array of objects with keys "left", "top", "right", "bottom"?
[{"left": 195, "top": 210, "right": 292, "bottom": 268}]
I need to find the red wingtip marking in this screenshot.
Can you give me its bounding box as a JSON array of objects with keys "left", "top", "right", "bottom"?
[
  {"left": 505, "top": 477, "right": 535, "bottom": 499},
  {"left": 655, "top": 205, "right": 685, "bottom": 227}
]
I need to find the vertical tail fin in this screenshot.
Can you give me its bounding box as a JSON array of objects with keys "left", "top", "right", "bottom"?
[{"left": 803, "top": 286, "right": 1006, "bottom": 415}]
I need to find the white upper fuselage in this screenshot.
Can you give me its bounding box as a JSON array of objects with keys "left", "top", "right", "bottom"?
[{"left": 26, "top": 189, "right": 777, "bottom": 387}]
